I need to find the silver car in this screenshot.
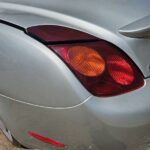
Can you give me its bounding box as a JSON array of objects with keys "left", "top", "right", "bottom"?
[{"left": 0, "top": 0, "right": 150, "bottom": 150}]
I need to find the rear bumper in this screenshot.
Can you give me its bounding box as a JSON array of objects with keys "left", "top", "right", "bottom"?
[{"left": 0, "top": 79, "right": 150, "bottom": 150}]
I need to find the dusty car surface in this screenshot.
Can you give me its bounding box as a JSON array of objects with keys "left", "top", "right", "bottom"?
[{"left": 0, "top": 0, "right": 150, "bottom": 150}]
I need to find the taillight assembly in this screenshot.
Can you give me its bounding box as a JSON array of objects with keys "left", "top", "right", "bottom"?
[{"left": 27, "top": 25, "right": 144, "bottom": 97}]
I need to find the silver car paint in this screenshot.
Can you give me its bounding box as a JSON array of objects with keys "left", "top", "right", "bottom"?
[
  {"left": 0, "top": 23, "right": 90, "bottom": 108},
  {"left": 0, "top": 0, "right": 149, "bottom": 150},
  {"left": 0, "top": 79, "right": 150, "bottom": 150},
  {"left": 119, "top": 15, "right": 150, "bottom": 38}
]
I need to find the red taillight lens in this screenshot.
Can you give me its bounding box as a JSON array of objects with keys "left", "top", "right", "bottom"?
[
  {"left": 27, "top": 25, "right": 98, "bottom": 43},
  {"left": 27, "top": 25, "right": 144, "bottom": 97},
  {"left": 107, "top": 55, "right": 134, "bottom": 85}
]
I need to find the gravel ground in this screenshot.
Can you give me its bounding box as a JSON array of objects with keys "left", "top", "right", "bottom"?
[{"left": 0, "top": 131, "right": 26, "bottom": 150}]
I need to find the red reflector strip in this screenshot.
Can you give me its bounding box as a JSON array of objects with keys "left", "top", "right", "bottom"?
[{"left": 29, "top": 131, "right": 65, "bottom": 147}]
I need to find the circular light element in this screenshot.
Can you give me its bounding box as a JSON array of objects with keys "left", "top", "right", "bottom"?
[
  {"left": 107, "top": 55, "right": 134, "bottom": 85},
  {"left": 67, "top": 46, "right": 105, "bottom": 77}
]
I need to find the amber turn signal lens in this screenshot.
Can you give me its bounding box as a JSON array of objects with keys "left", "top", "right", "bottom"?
[{"left": 67, "top": 46, "right": 105, "bottom": 77}]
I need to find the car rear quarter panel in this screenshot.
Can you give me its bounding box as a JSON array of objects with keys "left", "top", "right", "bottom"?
[
  {"left": 0, "top": 79, "right": 150, "bottom": 150},
  {"left": 0, "top": 23, "right": 90, "bottom": 108}
]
